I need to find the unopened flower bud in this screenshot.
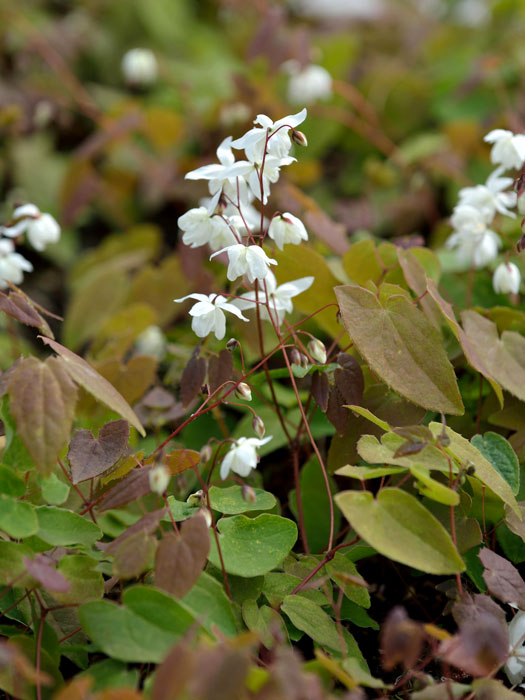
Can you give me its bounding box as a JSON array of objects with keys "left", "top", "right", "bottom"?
[
  {"left": 466, "top": 464, "right": 476, "bottom": 476},
  {"left": 291, "top": 129, "right": 308, "bottom": 147},
  {"left": 235, "top": 382, "right": 252, "bottom": 401},
  {"left": 226, "top": 338, "right": 240, "bottom": 352},
  {"left": 493, "top": 262, "right": 521, "bottom": 295},
  {"left": 518, "top": 194, "right": 525, "bottom": 216},
  {"left": 149, "top": 465, "right": 170, "bottom": 495},
  {"left": 199, "top": 445, "right": 213, "bottom": 464},
  {"left": 199, "top": 507, "right": 212, "bottom": 527},
  {"left": 187, "top": 489, "right": 205, "bottom": 507},
  {"left": 252, "top": 415, "right": 266, "bottom": 438},
  {"left": 438, "top": 432, "right": 450, "bottom": 448},
  {"left": 300, "top": 353, "right": 310, "bottom": 369},
  {"left": 290, "top": 348, "right": 302, "bottom": 367},
  {"left": 307, "top": 338, "right": 327, "bottom": 365},
  {"left": 121, "top": 48, "right": 158, "bottom": 87},
  {"left": 242, "top": 484, "right": 257, "bottom": 504}
]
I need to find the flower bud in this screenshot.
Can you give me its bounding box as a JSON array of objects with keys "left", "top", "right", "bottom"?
[
  {"left": 187, "top": 489, "right": 205, "bottom": 507},
  {"left": 291, "top": 129, "right": 308, "bottom": 147},
  {"left": 199, "top": 444, "right": 213, "bottom": 464},
  {"left": 518, "top": 194, "right": 525, "bottom": 216},
  {"left": 290, "top": 348, "right": 302, "bottom": 367},
  {"left": 121, "top": 48, "right": 158, "bottom": 87},
  {"left": 300, "top": 353, "right": 310, "bottom": 369},
  {"left": 242, "top": 485, "right": 257, "bottom": 504},
  {"left": 199, "top": 507, "right": 212, "bottom": 528},
  {"left": 149, "top": 465, "right": 170, "bottom": 495},
  {"left": 307, "top": 338, "right": 327, "bottom": 365},
  {"left": 226, "top": 338, "right": 240, "bottom": 352},
  {"left": 252, "top": 415, "right": 266, "bottom": 438},
  {"left": 235, "top": 382, "right": 252, "bottom": 401},
  {"left": 493, "top": 262, "right": 521, "bottom": 295}
]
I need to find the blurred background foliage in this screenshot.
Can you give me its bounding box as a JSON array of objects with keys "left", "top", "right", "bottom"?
[{"left": 1, "top": 0, "right": 525, "bottom": 369}]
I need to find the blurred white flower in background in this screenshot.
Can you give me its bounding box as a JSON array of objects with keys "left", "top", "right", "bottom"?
[
  {"left": 149, "top": 465, "right": 170, "bottom": 495},
  {"left": 0, "top": 239, "right": 33, "bottom": 288},
  {"left": 2, "top": 203, "right": 61, "bottom": 251},
  {"left": 484, "top": 129, "right": 525, "bottom": 171},
  {"left": 493, "top": 263, "right": 521, "bottom": 295},
  {"left": 446, "top": 227, "right": 500, "bottom": 269},
  {"left": 505, "top": 610, "right": 525, "bottom": 687},
  {"left": 282, "top": 61, "right": 333, "bottom": 104},
  {"left": 174, "top": 293, "right": 249, "bottom": 340},
  {"left": 288, "top": 0, "right": 384, "bottom": 20},
  {"left": 121, "top": 48, "right": 158, "bottom": 87},
  {"left": 135, "top": 325, "right": 167, "bottom": 360},
  {"left": 458, "top": 167, "right": 517, "bottom": 220}
]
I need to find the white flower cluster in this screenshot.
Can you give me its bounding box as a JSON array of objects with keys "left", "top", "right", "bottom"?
[
  {"left": 446, "top": 129, "right": 524, "bottom": 294},
  {"left": 505, "top": 609, "right": 525, "bottom": 688},
  {"left": 0, "top": 203, "right": 61, "bottom": 289},
  {"left": 175, "top": 109, "right": 316, "bottom": 480}
]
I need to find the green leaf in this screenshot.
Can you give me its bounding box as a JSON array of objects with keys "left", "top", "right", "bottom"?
[
  {"left": 471, "top": 432, "right": 520, "bottom": 495},
  {"left": 262, "top": 572, "right": 328, "bottom": 607},
  {"left": 7, "top": 356, "right": 77, "bottom": 476},
  {"left": 35, "top": 506, "right": 102, "bottom": 547},
  {"left": 0, "top": 542, "right": 33, "bottom": 585},
  {"left": 281, "top": 596, "right": 345, "bottom": 653},
  {"left": 53, "top": 555, "right": 104, "bottom": 605},
  {"left": 0, "top": 466, "right": 25, "bottom": 497},
  {"left": 165, "top": 495, "right": 199, "bottom": 522},
  {"left": 325, "top": 553, "right": 370, "bottom": 608},
  {"left": 356, "top": 433, "right": 450, "bottom": 472},
  {"left": 208, "top": 514, "right": 297, "bottom": 577},
  {"left": 182, "top": 572, "right": 237, "bottom": 636},
  {"left": 0, "top": 397, "right": 33, "bottom": 472},
  {"left": 344, "top": 405, "right": 390, "bottom": 431},
  {"left": 335, "top": 488, "right": 465, "bottom": 574},
  {"left": 39, "top": 336, "right": 145, "bottom": 436},
  {"left": 410, "top": 465, "right": 460, "bottom": 506},
  {"left": 335, "top": 285, "right": 463, "bottom": 415},
  {"left": 0, "top": 497, "right": 37, "bottom": 539},
  {"left": 289, "top": 456, "right": 341, "bottom": 553},
  {"left": 429, "top": 422, "right": 520, "bottom": 515},
  {"left": 340, "top": 598, "right": 379, "bottom": 629},
  {"left": 39, "top": 473, "right": 70, "bottom": 505},
  {"left": 208, "top": 485, "right": 276, "bottom": 514}
]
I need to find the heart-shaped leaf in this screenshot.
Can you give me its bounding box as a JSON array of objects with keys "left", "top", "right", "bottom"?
[
  {"left": 155, "top": 514, "right": 210, "bottom": 598},
  {"left": 68, "top": 419, "right": 129, "bottom": 484},
  {"left": 335, "top": 488, "right": 465, "bottom": 575}
]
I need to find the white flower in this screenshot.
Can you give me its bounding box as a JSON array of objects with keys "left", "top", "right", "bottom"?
[
  {"left": 121, "top": 48, "right": 158, "bottom": 86},
  {"left": 178, "top": 207, "right": 238, "bottom": 251},
  {"left": 505, "top": 611, "right": 525, "bottom": 686},
  {"left": 149, "top": 465, "right": 170, "bottom": 495},
  {"left": 446, "top": 228, "right": 501, "bottom": 269},
  {"left": 458, "top": 167, "right": 517, "bottom": 220},
  {"left": 484, "top": 129, "right": 525, "bottom": 170},
  {"left": 135, "top": 325, "right": 167, "bottom": 360},
  {"left": 220, "top": 436, "right": 273, "bottom": 480},
  {"left": 234, "top": 271, "right": 314, "bottom": 325},
  {"left": 174, "top": 293, "right": 249, "bottom": 340},
  {"left": 0, "top": 239, "right": 33, "bottom": 288},
  {"left": 211, "top": 244, "right": 277, "bottom": 284},
  {"left": 450, "top": 204, "right": 490, "bottom": 234},
  {"left": 268, "top": 213, "right": 308, "bottom": 250},
  {"left": 493, "top": 262, "right": 521, "bottom": 294},
  {"left": 185, "top": 136, "right": 252, "bottom": 214},
  {"left": 230, "top": 108, "right": 307, "bottom": 162},
  {"left": 2, "top": 204, "right": 61, "bottom": 251},
  {"left": 283, "top": 62, "right": 333, "bottom": 104},
  {"left": 226, "top": 154, "right": 296, "bottom": 204}
]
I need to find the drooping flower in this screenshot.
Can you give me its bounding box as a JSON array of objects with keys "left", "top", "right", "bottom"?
[
  {"left": 220, "top": 436, "right": 273, "bottom": 480},
  {"left": 121, "top": 48, "right": 158, "bottom": 86},
  {"left": 283, "top": 62, "right": 333, "bottom": 104},
  {"left": 450, "top": 204, "right": 491, "bottom": 235},
  {"left": 0, "top": 238, "right": 33, "bottom": 288},
  {"left": 230, "top": 108, "right": 307, "bottom": 162},
  {"left": 2, "top": 204, "right": 61, "bottom": 251},
  {"left": 505, "top": 611, "right": 525, "bottom": 686},
  {"left": 178, "top": 207, "right": 238, "bottom": 251},
  {"left": 211, "top": 244, "right": 277, "bottom": 283},
  {"left": 234, "top": 271, "right": 314, "bottom": 324},
  {"left": 484, "top": 129, "right": 525, "bottom": 170},
  {"left": 174, "top": 293, "right": 249, "bottom": 340},
  {"left": 458, "top": 167, "right": 517, "bottom": 220},
  {"left": 268, "top": 213, "right": 308, "bottom": 250},
  {"left": 493, "top": 262, "right": 521, "bottom": 295}
]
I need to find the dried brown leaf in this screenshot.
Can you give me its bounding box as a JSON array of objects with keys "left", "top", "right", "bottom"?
[
  {"left": 311, "top": 371, "right": 329, "bottom": 412},
  {"left": 208, "top": 349, "right": 233, "bottom": 395},
  {"left": 181, "top": 353, "right": 206, "bottom": 407},
  {"left": 479, "top": 547, "right": 525, "bottom": 608}
]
